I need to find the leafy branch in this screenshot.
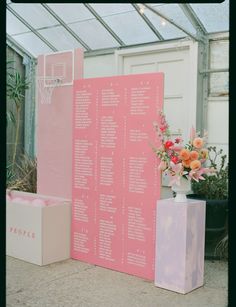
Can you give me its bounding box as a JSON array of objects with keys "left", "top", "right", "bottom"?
[
  {"left": 7, "top": 60, "right": 30, "bottom": 165},
  {"left": 191, "top": 146, "right": 228, "bottom": 200}
]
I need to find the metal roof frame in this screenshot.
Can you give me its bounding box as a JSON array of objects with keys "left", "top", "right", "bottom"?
[
  {"left": 41, "top": 4, "right": 91, "bottom": 51},
  {"left": 142, "top": 3, "right": 202, "bottom": 42},
  {"left": 6, "top": 2, "right": 228, "bottom": 57},
  {"left": 179, "top": 4, "right": 207, "bottom": 40},
  {"left": 132, "top": 4, "right": 164, "bottom": 41},
  {"left": 7, "top": 33, "right": 36, "bottom": 60},
  {"left": 7, "top": 4, "right": 57, "bottom": 52},
  {"left": 83, "top": 3, "right": 125, "bottom": 46}
]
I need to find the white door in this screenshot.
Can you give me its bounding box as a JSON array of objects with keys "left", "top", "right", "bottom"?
[
  {"left": 115, "top": 41, "right": 198, "bottom": 195},
  {"left": 116, "top": 40, "right": 198, "bottom": 143}
]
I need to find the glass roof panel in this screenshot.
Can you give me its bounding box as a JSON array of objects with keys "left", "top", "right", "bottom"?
[
  {"left": 103, "top": 11, "right": 158, "bottom": 45},
  {"left": 6, "top": 2, "right": 230, "bottom": 55},
  {"left": 152, "top": 4, "right": 196, "bottom": 35},
  {"left": 143, "top": 9, "right": 186, "bottom": 40},
  {"left": 7, "top": 10, "right": 29, "bottom": 35},
  {"left": 12, "top": 32, "right": 53, "bottom": 57},
  {"left": 68, "top": 19, "right": 120, "bottom": 50},
  {"left": 38, "top": 26, "right": 85, "bottom": 51},
  {"left": 90, "top": 3, "right": 134, "bottom": 16},
  {"left": 190, "top": 0, "right": 229, "bottom": 33},
  {"left": 47, "top": 3, "right": 94, "bottom": 23},
  {"left": 9, "top": 3, "right": 59, "bottom": 29}
]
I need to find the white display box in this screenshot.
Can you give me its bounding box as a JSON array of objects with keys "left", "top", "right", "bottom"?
[
  {"left": 155, "top": 198, "right": 206, "bottom": 294},
  {"left": 6, "top": 190, "right": 71, "bottom": 266}
]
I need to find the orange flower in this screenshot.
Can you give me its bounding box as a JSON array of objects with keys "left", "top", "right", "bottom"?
[
  {"left": 193, "top": 137, "right": 203, "bottom": 149},
  {"left": 190, "top": 160, "right": 201, "bottom": 170},
  {"left": 179, "top": 149, "right": 190, "bottom": 161},
  {"left": 182, "top": 159, "right": 191, "bottom": 168},
  {"left": 190, "top": 150, "right": 199, "bottom": 160},
  {"left": 200, "top": 148, "right": 208, "bottom": 159}
]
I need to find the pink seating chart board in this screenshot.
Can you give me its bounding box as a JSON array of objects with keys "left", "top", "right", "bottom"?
[{"left": 71, "top": 73, "right": 164, "bottom": 280}]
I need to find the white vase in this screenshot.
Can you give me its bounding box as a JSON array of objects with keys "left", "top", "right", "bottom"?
[{"left": 171, "top": 177, "right": 191, "bottom": 203}]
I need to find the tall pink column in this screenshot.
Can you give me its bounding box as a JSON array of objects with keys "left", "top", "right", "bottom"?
[{"left": 155, "top": 198, "right": 206, "bottom": 294}]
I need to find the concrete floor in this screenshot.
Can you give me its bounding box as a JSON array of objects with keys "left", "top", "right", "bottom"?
[{"left": 6, "top": 256, "right": 228, "bottom": 307}]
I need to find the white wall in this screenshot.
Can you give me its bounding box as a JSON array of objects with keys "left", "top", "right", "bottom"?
[
  {"left": 207, "top": 36, "right": 229, "bottom": 162},
  {"left": 84, "top": 54, "right": 116, "bottom": 78}
]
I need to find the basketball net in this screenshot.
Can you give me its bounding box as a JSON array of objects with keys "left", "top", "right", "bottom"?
[{"left": 37, "top": 76, "right": 63, "bottom": 105}]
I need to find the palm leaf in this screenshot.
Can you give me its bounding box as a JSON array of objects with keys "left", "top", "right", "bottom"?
[{"left": 6, "top": 111, "right": 16, "bottom": 126}]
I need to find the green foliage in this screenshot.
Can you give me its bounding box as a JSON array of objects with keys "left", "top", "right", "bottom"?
[
  {"left": 191, "top": 146, "right": 228, "bottom": 200},
  {"left": 215, "top": 234, "right": 228, "bottom": 260},
  {"left": 6, "top": 58, "right": 36, "bottom": 193},
  {"left": 6, "top": 59, "right": 29, "bottom": 123},
  {"left": 6, "top": 60, "right": 16, "bottom": 126},
  {"left": 7, "top": 70, "right": 29, "bottom": 109},
  {"left": 6, "top": 110, "right": 16, "bottom": 127},
  {"left": 6, "top": 58, "right": 30, "bottom": 165},
  {"left": 7, "top": 154, "right": 37, "bottom": 193},
  {"left": 6, "top": 163, "right": 15, "bottom": 186}
]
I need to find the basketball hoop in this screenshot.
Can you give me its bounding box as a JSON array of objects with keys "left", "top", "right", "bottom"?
[{"left": 37, "top": 76, "right": 63, "bottom": 105}]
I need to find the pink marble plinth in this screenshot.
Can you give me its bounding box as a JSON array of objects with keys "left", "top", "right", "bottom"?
[{"left": 155, "top": 198, "right": 206, "bottom": 294}]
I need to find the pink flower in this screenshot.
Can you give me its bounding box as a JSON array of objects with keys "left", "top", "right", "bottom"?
[
  {"left": 165, "top": 140, "right": 174, "bottom": 149},
  {"left": 169, "top": 144, "right": 184, "bottom": 152},
  {"left": 175, "top": 137, "right": 182, "bottom": 144},
  {"left": 171, "top": 156, "right": 179, "bottom": 164},
  {"left": 160, "top": 125, "right": 168, "bottom": 132},
  {"left": 190, "top": 151, "right": 199, "bottom": 160},
  {"left": 202, "top": 167, "right": 215, "bottom": 174},
  {"left": 193, "top": 137, "right": 204, "bottom": 149},
  {"left": 171, "top": 162, "right": 188, "bottom": 174},
  {"left": 152, "top": 111, "right": 213, "bottom": 185},
  {"left": 167, "top": 162, "right": 187, "bottom": 185},
  {"left": 179, "top": 149, "right": 191, "bottom": 161},
  {"left": 188, "top": 168, "right": 206, "bottom": 182},
  {"left": 190, "top": 160, "right": 201, "bottom": 170}
]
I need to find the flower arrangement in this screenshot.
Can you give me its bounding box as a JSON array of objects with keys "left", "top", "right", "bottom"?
[{"left": 152, "top": 111, "right": 215, "bottom": 186}]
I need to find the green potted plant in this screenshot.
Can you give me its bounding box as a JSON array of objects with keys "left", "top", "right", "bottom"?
[
  {"left": 188, "top": 146, "right": 228, "bottom": 259},
  {"left": 7, "top": 153, "right": 37, "bottom": 193},
  {"left": 7, "top": 59, "right": 29, "bottom": 166},
  {"left": 6, "top": 59, "right": 37, "bottom": 193}
]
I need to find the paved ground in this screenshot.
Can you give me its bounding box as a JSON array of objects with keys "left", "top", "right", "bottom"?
[{"left": 6, "top": 256, "right": 228, "bottom": 307}]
